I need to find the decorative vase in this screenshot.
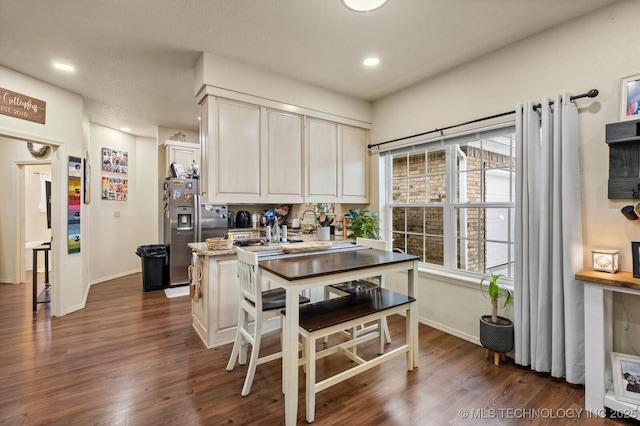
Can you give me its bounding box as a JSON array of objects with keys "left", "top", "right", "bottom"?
[{"left": 479, "top": 315, "right": 514, "bottom": 354}]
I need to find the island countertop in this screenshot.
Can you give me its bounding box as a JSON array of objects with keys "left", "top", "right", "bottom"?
[
  {"left": 188, "top": 239, "right": 356, "bottom": 258},
  {"left": 187, "top": 242, "right": 284, "bottom": 256}
]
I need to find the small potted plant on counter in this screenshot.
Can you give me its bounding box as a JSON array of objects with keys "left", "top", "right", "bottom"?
[
  {"left": 344, "top": 209, "right": 380, "bottom": 240},
  {"left": 479, "top": 272, "right": 514, "bottom": 366}
]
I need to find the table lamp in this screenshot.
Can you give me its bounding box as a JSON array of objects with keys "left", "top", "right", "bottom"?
[{"left": 591, "top": 249, "right": 619, "bottom": 273}]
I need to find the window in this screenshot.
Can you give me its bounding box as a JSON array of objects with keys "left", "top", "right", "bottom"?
[{"left": 386, "top": 124, "right": 516, "bottom": 279}]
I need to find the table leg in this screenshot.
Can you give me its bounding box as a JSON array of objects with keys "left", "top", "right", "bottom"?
[
  {"left": 584, "top": 283, "right": 609, "bottom": 416},
  {"left": 44, "top": 249, "right": 49, "bottom": 286},
  {"left": 408, "top": 260, "right": 418, "bottom": 367},
  {"left": 32, "top": 249, "right": 38, "bottom": 312},
  {"left": 283, "top": 287, "right": 299, "bottom": 426}
]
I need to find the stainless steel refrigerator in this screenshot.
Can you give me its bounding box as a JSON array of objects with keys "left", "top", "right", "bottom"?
[{"left": 162, "top": 178, "right": 228, "bottom": 287}]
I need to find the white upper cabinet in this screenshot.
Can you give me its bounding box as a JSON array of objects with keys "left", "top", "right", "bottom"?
[
  {"left": 262, "top": 109, "right": 303, "bottom": 202},
  {"left": 200, "top": 94, "right": 367, "bottom": 203},
  {"left": 339, "top": 124, "right": 369, "bottom": 202},
  {"left": 305, "top": 118, "right": 369, "bottom": 203},
  {"left": 206, "top": 98, "right": 261, "bottom": 202},
  {"left": 306, "top": 117, "right": 338, "bottom": 201},
  {"left": 164, "top": 141, "right": 200, "bottom": 179}
]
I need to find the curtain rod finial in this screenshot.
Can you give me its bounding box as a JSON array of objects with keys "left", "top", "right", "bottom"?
[{"left": 586, "top": 89, "right": 599, "bottom": 98}]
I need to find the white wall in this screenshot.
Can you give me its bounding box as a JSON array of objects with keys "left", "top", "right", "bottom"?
[
  {"left": 157, "top": 127, "right": 198, "bottom": 146},
  {"left": 24, "top": 163, "right": 52, "bottom": 271},
  {"left": 88, "top": 124, "right": 158, "bottom": 284},
  {"left": 371, "top": 0, "right": 640, "bottom": 345},
  {"left": 195, "top": 52, "right": 372, "bottom": 126},
  {"left": 0, "top": 65, "right": 86, "bottom": 316}
]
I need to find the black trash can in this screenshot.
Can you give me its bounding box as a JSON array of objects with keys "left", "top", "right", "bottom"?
[{"left": 135, "top": 244, "right": 168, "bottom": 292}]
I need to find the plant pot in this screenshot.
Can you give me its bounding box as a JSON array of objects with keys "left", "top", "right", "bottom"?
[{"left": 479, "top": 315, "right": 514, "bottom": 354}]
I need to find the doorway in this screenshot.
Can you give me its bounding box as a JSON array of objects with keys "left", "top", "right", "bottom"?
[
  {"left": 9, "top": 140, "right": 56, "bottom": 314},
  {"left": 1, "top": 132, "right": 62, "bottom": 316},
  {"left": 21, "top": 163, "right": 52, "bottom": 287}
]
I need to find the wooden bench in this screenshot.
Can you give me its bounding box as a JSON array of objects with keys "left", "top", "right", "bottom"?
[{"left": 290, "top": 287, "right": 416, "bottom": 423}]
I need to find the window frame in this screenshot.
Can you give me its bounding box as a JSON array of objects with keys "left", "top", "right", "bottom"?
[{"left": 382, "top": 122, "right": 516, "bottom": 284}]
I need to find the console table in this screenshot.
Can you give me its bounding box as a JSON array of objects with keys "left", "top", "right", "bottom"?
[
  {"left": 577, "top": 268, "right": 640, "bottom": 418},
  {"left": 32, "top": 244, "right": 51, "bottom": 312}
]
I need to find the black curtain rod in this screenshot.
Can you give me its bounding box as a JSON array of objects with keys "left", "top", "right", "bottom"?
[{"left": 368, "top": 89, "right": 599, "bottom": 149}]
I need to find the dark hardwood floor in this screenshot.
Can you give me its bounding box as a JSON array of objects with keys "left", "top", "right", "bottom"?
[{"left": 0, "top": 273, "right": 628, "bottom": 425}]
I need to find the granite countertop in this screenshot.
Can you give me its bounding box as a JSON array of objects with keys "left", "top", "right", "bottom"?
[
  {"left": 187, "top": 242, "right": 278, "bottom": 256},
  {"left": 188, "top": 238, "right": 356, "bottom": 258}
]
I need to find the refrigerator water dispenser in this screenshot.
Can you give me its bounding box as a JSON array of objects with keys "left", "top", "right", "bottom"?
[{"left": 176, "top": 207, "right": 193, "bottom": 230}]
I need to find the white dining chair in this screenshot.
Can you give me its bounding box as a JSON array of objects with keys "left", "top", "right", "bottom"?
[
  {"left": 324, "top": 237, "right": 392, "bottom": 348},
  {"left": 226, "top": 247, "right": 310, "bottom": 396}
]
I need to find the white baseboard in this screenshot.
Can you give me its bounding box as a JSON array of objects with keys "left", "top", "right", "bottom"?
[
  {"left": 89, "top": 269, "right": 140, "bottom": 286},
  {"left": 419, "top": 316, "right": 481, "bottom": 347}
]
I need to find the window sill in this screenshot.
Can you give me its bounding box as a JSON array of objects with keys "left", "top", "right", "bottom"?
[{"left": 416, "top": 265, "right": 514, "bottom": 292}]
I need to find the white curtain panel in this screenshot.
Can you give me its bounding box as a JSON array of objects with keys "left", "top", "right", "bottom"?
[{"left": 514, "top": 93, "right": 585, "bottom": 384}]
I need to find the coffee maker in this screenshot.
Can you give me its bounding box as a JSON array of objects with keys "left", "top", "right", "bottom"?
[{"left": 235, "top": 210, "right": 251, "bottom": 228}]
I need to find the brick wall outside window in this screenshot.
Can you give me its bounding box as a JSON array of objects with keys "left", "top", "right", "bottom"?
[{"left": 391, "top": 142, "right": 513, "bottom": 273}]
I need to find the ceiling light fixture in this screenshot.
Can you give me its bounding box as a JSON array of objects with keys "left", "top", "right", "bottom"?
[
  {"left": 341, "top": 0, "right": 388, "bottom": 12},
  {"left": 53, "top": 62, "right": 75, "bottom": 72},
  {"left": 363, "top": 57, "right": 380, "bottom": 67}
]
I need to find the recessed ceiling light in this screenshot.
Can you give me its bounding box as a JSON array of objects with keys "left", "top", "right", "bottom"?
[
  {"left": 53, "top": 62, "right": 75, "bottom": 72},
  {"left": 342, "top": 0, "right": 388, "bottom": 12},
  {"left": 363, "top": 57, "right": 380, "bottom": 67},
  {"left": 120, "top": 127, "right": 131, "bottom": 132}
]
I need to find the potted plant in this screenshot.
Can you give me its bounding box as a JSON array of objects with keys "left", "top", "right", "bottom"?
[
  {"left": 479, "top": 272, "right": 514, "bottom": 365},
  {"left": 344, "top": 209, "right": 380, "bottom": 240}
]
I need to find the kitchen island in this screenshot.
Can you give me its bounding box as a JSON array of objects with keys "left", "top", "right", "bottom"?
[{"left": 187, "top": 239, "right": 357, "bottom": 348}]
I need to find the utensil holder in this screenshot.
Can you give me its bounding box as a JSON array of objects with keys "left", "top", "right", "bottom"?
[{"left": 317, "top": 227, "right": 330, "bottom": 241}]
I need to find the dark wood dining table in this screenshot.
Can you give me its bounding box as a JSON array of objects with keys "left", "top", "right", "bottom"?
[{"left": 259, "top": 248, "right": 419, "bottom": 426}]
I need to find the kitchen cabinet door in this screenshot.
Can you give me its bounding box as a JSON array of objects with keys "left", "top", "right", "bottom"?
[
  {"left": 216, "top": 258, "right": 241, "bottom": 332},
  {"left": 306, "top": 117, "right": 338, "bottom": 201},
  {"left": 339, "top": 125, "right": 369, "bottom": 202},
  {"left": 263, "top": 109, "right": 303, "bottom": 202},
  {"left": 207, "top": 98, "right": 261, "bottom": 202},
  {"left": 164, "top": 141, "right": 200, "bottom": 179},
  {"left": 191, "top": 254, "right": 209, "bottom": 341}
]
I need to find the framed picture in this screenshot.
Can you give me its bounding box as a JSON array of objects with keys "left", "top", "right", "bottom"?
[
  {"left": 620, "top": 74, "right": 640, "bottom": 121},
  {"left": 612, "top": 352, "right": 640, "bottom": 404},
  {"left": 633, "top": 242, "right": 640, "bottom": 278},
  {"left": 101, "top": 147, "right": 128, "bottom": 174},
  {"left": 101, "top": 176, "right": 128, "bottom": 201}
]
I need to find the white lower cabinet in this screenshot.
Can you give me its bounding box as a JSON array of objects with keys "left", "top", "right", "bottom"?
[
  {"left": 192, "top": 254, "right": 240, "bottom": 348},
  {"left": 191, "top": 252, "right": 274, "bottom": 348}
]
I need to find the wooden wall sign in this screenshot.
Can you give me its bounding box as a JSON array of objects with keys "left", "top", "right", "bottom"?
[{"left": 0, "top": 87, "right": 46, "bottom": 124}]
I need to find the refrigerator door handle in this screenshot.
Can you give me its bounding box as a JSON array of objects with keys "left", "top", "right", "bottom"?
[{"left": 195, "top": 196, "right": 201, "bottom": 242}]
